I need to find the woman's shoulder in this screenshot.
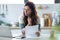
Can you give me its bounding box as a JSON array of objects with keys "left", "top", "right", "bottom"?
[
  {"left": 19, "top": 16, "right": 24, "bottom": 23},
  {"left": 37, "top": 16, "right": 40, "bottom": 21},
  {"left": 19, "top": 16, "right": 24, "bottom": 19},
  {"left": 37, "top": 16, "right": 40, "bottom": 24},
  {"left": 37, "top": 16, "right": 40, "bottom": 19}
]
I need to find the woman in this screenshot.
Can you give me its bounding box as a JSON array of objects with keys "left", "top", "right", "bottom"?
[{"left": 19, "top": 1, "right": 40, "bottom": 38}]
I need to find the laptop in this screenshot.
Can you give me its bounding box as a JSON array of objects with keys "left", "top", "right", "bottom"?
[{"left": 0, "top": 26, "right": 21, "bottom": 38}]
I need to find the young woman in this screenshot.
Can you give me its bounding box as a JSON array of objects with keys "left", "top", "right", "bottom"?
[{"left": 19, "top": 1, "right": 40, "bottom": 38}]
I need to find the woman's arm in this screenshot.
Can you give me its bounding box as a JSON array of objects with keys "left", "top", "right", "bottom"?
[
  {"left": 19, "top": 24, "right": 25, "bottom": 29},
  {"left": 35, "top": 17, "right": 41, "bottom": 37},
  {"left": 19, "top": 16, "right": 25, "bottom": 29},
  {"left": 18, "top": 16, "right": 26, "bottom": 38},
  {"left": 35, "top": 24, "right": 41, "bottom": 37}
]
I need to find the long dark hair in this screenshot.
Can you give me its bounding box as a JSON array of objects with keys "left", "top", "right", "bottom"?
[{"left": 23, "top": 1, "right": 38, "bottom": 26}]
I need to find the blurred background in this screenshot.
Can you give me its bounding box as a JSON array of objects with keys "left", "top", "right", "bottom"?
[
  {"left": 0, "top": 4, "right": 60, "bottom": 27},
  {"left": 0, "top": 0, "right": 60, "bottom": 40},
  {"left": 55, "top": 0, "right": 60, "bottom": 3}
]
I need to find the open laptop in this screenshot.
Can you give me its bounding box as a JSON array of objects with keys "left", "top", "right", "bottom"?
[{"left": 0, "top": 26, "right": 21, "bottom": 38}]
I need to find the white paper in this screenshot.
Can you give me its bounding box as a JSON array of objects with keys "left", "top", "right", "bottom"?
[{"left": 25, "top": 25, "right": 38, "bottom": 38}]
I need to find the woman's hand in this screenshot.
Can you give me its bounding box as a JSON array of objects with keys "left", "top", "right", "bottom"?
[
  {"left": 21, "top": 28, "right": 25, "bottom": 35},
  {"left": 21, "top": 28, "right": 26, "bottom": 39},
  {"left": 35, "top": 31, "right": 40, "bottom": 37}
]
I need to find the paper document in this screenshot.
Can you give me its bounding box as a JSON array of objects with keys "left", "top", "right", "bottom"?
[{"left": 25, "top": 25, "right": 39, "bottom": 38}]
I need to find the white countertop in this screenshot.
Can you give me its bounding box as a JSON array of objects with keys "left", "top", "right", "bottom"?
[
  {"left": 0, "top": 29, "right": 60, "bottom": 40},
  {"left": 0, "top": 26, "right": 60, "bottom": 40},
  {"left": 0, "top": 34, "right": 60, "bottom": 40}
]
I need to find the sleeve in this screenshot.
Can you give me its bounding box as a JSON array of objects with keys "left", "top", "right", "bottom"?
[
  {"left": 18, "top": 16, "right": 25, "bottom": 29},
  {"left": 37, "top": 17, "right": 40, "bottom": 31},
  {"left": 37, "top": 17, "right": 40, "bottom": 24}
]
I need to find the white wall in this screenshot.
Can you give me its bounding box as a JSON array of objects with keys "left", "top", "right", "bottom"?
[
  {"left": 0, "top": 4, "right": 60, "bottom": 24},
  {"left": 0, "top": 4, "right": 24, "bottom": 24}
]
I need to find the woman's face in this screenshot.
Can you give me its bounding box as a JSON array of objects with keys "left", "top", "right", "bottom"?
[{"left": 24, "top": 6, "right": 32, "bottom": 16}]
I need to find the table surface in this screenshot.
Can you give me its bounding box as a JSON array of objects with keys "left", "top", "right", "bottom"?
[
  {"left": 0, "top": 29, "right": 60, "bottom": 40},
  {"left": 0, "top": 35, "right": 60, "bottom": 40},
  {"left": 0, "top": 26, "right": 60, "bottom": 40}
]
